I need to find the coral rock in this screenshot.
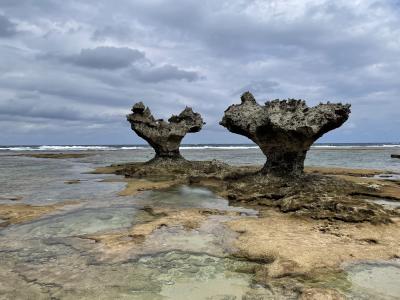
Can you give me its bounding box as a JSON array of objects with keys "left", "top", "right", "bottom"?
[
  {"left": 220, "top": 92, "right": 350, "bottom": 177},
  {"left": 127, "top": 102, "right": 204, "bottom": 160}
]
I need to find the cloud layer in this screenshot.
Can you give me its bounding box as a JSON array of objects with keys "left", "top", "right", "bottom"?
[{"left": 0, "top": 0, "right": 399, "bottom": 145}]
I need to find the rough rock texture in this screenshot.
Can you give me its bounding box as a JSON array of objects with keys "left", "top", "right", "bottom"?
[
  {"left": 0, "top": 201, "right": 78, "bottom": 228},
  {"left": 95, "top": 162, "right": 398, "bottom": 224},
  {"left": 127, "top": 102, "right": 204, "bottom": 160},
  {"left": 207, "top": 173, "right": 396, "bottom": 224},
  {"left": 220, "top": 92, "right": 351, "bottom": 176},
  {"left": 299, "top": 288, "right": 345, "bottom": 300}
]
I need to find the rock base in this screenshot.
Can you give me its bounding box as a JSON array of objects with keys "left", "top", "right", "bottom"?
[{"left": 96, "top": 161, "right": 399, "bottom": 224}]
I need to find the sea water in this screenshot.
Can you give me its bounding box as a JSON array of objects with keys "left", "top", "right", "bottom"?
[{"left": 0, "top": 144, "right": 399, "bottom": 299}]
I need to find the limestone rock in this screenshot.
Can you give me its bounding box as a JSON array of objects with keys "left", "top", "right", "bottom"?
[
  {"left": 127, "top": 102, "right": 204, "bottom": 160},
  {"left": 220, "top": 92, "right": 350, "bottom": 176}
]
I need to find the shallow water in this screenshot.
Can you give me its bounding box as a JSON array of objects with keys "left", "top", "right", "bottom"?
[
  {"left": 0, "top": 154, "right": 271, "bottom": 298},
  {"left": 1, "top": 148, "right": 400, "bottom": 298},
  {"left": 2, "top": 205, "right": 155, "bottom": 238},
  {"left": 369, "top": 199, "right": 400, "bottom": 209},
  {"left": 345, "top": 260, "right": 400, "bottom": 299},
  {"left": 135, "top": 185, "right": 257, "bottom": 215}
]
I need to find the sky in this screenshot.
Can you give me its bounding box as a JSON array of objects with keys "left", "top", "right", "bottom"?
[{"left": 0, "top": 0, "right": 399, "bottom": 145}]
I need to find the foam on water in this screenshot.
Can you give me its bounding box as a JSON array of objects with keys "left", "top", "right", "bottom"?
[{"left": 1, "top": 143, "right": 400, "bottom": 151}]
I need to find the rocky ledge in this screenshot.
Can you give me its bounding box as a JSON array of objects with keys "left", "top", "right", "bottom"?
[{"left": 95, "top": 161, "right": 400, "bottom": 224}]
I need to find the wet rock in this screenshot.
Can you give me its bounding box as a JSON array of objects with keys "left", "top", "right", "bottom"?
[
  {"left": 108, "top": 158, "right": 234, "bottom": 180},
  {"left": 279, "top": 193, "right": 392, "bottom": 224},
  {"left": 127, "top": 102, "right": 204, "bottom": 160},
  {"left": 98, "top": 161, "right": 397, "bottom": 223},
  {"left": 216, "top": 172, "right": 396, "bottom": 223},
  {"left": 0, "top": 202, "right": 76, "bottom": 227},
  {"left": 0, "top": 195, "right": 22, "bottom": 201},
  {"left": 64, "top": 179, "right": 81, "bottom": 184},
  {"left": 220, "top": 92, "right": 350, "bottom": 177},
  {"left": 299, "top": 288, "right": 345, "bottom": 300},
  {"left": 391, "top": 154, "right": 400, "bottom": 159}
]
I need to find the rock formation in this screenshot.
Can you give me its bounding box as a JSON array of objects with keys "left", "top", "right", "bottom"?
[
  {"left": 220, "top": 92, "right": 351, "bottom": 177},
  {"left": 127, "top": 102, "right": 204, "bottom": 160}
]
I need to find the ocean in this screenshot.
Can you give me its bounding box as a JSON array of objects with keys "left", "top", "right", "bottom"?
[
  {"left": 0, "top": 143, "right": 399, "bottom": 298},
  {"left": 1, "top": 143, "right": 400, "bottom": 171}
]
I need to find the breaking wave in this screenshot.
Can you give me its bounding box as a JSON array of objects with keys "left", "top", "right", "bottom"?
[{"left": 1, "top": 144, "right": 399, "bottom": 151}]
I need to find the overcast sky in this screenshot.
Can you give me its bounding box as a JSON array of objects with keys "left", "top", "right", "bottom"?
[{"left": 0, "top": 0, "right": 399, "bottom": 145}]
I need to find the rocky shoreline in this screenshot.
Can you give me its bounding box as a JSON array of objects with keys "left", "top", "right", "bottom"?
[
  {"left": 90, "top": 159, "right": 400, "bottom": 298},
  {"left": 94, "top": 159, "right": 400, "bottom": 223},
  {"left": 1, "top": 153, "right": 399, "bottom": 298}
]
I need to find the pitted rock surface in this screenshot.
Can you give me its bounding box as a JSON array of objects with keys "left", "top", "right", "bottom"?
[
  {"left": 220, "top": 92, "right": 351, "bottom": 176},
  {"left": 127, "top": 102, "right": 204, "bottom": 160}
]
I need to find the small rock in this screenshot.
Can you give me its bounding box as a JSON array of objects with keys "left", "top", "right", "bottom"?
[{"left": 64, "top": 179, "right": 81, "bottom": 184}]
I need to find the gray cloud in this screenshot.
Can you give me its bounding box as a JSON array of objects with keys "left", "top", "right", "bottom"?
[
  {"left": 0, "top": 14, "right": 18, "bottom": 37},
  {"left": 0, "top": 0, "right": 400, "bottom": 145},
  {"left": 61, "top": 46, "right": 146, "bottom": 70},
  {"left": 39, "top": 46, "right": 201, "bottom": 84},
  {"left": 131, "top": 64, "right": 201, "bottom": 83},
  {"left": 0, "top": 99, "right": 84, "bottom": 121},
  {"left": 234, "top": 80, "right": 280, "bottom": 97}
]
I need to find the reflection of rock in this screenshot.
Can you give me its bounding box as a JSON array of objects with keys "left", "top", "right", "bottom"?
[
  {"left": 220, "top": 92, "right": 351, "bottom": 177},
  {"left": 391, "top": 154, "right": 400, "bottom": 159},
  {"left": 127, "top": 102, "right": 204, "bottom": 160}
]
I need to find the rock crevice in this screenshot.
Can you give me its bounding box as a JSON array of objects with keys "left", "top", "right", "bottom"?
[{"left": 220, "top": 92, "right": 351, "bottom": 177}]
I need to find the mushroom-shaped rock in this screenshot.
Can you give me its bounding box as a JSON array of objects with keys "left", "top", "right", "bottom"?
[
  {"left": 127, "top": 102, "right": 204, "bottom": 160},
  {"left": 220, "top": 92, "right": 351, "bottom": 177}
]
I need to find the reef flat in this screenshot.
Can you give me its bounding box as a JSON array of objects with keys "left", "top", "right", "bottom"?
[
  {"left": 94, "top": 161, "right": 400, "bottom": 223},
  {"left": 0, "top": 201, "right": 79, "bottom": 228},
  {"left": 91, "top": 160, "right": 400, "bottom": 298}
]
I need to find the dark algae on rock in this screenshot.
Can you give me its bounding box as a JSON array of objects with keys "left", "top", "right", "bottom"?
[
  {"left": 127, "top": 101, "right": 204, "bottom": 161},
  {"left": 220, "top": 92, "right": 351, "bottom": 177}
]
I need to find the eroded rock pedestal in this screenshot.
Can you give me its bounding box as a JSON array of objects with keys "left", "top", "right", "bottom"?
[
  {"left": 127, "top": 102, "right": 204, "bottom": 161},
  {"left": 220, "top": 92, "right": 351, "bottom": 177}
]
